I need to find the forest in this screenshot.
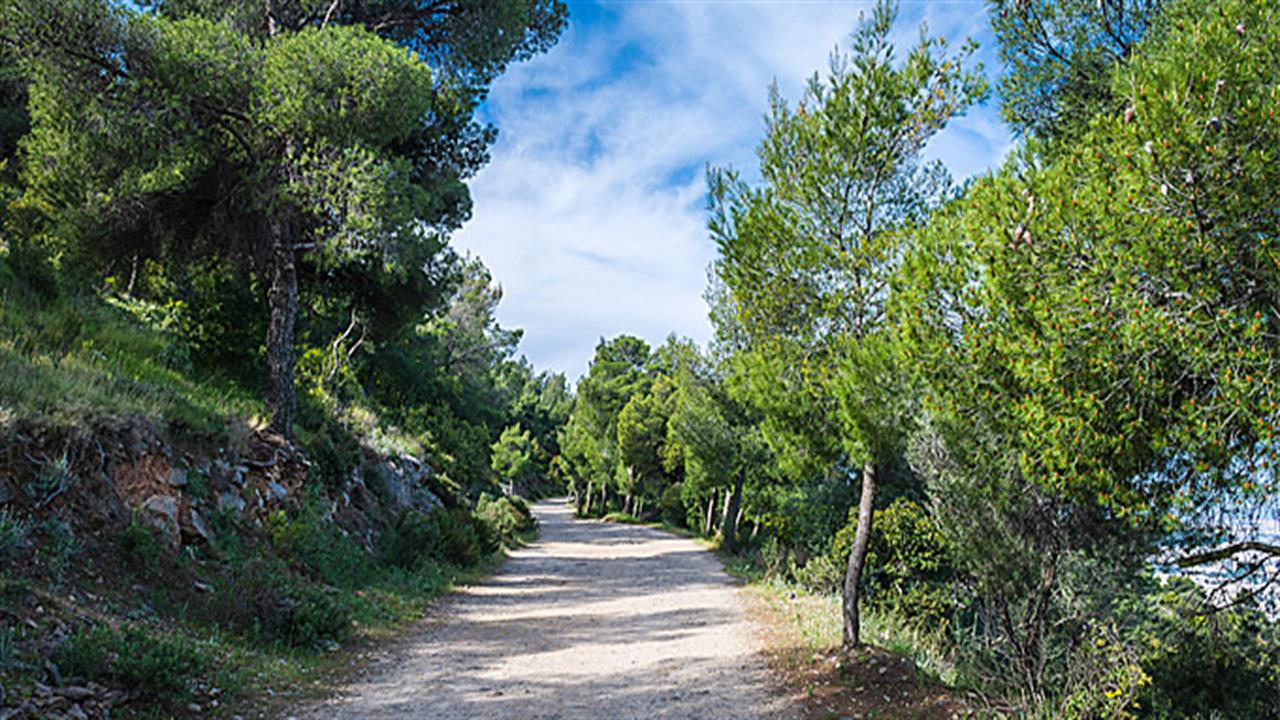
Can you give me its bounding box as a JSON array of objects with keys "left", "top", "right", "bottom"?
[{"left": 0, "top": 0, "right": 1278, "bottom": 718}]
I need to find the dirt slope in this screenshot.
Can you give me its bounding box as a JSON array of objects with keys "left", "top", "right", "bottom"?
[{"left": 299, "top": 500, "right": 794, "bottom": 719}]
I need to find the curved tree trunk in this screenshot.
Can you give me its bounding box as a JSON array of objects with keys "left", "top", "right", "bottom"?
[
  {"left": 265, "top": 224, "right": 298, "bottom": 438},
  {"left": 842, "top": 460, "right": 878, "bottom": 648}
]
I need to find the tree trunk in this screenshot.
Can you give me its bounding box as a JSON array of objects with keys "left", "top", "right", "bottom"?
[
  {"left": 721, "top": 473, "right": 744, "bottom": 551},
  {"left": 704, "top": 491, "right": 716, "bottom": 536},
  {"left": 842, "top": 460, "right": 878, "bottom": 648},
  {"left": 575, "top": 487, "right": 586, "bottom": 516},
  {"left": 264, "top": 223, "right": 298, "bottom": 438},
  {"left": 583, "top": 485, "right": 592, "bottom": 515}
]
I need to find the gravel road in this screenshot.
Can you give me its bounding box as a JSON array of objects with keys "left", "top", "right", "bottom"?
[{"left": 300, "top": 499, "right": 794, "bottom": 719}]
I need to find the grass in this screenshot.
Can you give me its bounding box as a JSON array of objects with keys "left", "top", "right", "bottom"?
[
  {"left": 1, "top": 524, "right": 509, "bottom": 718},
  {"left": 0, "top": 271, "right": 257, "bottom": 435},
  {"left": 746, "top": 575, "right": 960, "bottom": 686}
]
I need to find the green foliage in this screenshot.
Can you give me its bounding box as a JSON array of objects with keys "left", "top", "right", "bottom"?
[
  {"left": 387, "top": 507, "right": 496, "bottom": 570},
  {"left": 34, "top": 518, "right": 79, "bottom": 575},
  {"left": 900, "top": 0, "right": 1280, "bottom": 557},
  {"left": 831, "top": 499, "right": 956, "bottom": 631},
  {"left": 491, "top": 424, "right": 534, "bottom": 489},
  {"left": 120, "top": 521, "right": 165, "bottom": 574},
  {"left": 0, "top": 508, "right": 29, "bottom": 559},
  {"left": 1118, "top": 579, "right": 1280, "bottom": 719},
  {"left": 268, "top": 500, "right": 378, "bottom": 589},
  {"left": 206, "top": 557, "right": 353, "bottom": 648},
  {"left": 990, "top": 0, "right": 1163, "bottom": 143},
  {"left": 475, "top": 493, "right": 536, "bottom": 547},
  {"left": 709, "top": 0, "right": 988, "bottom": 479},
  {"left": 55, "top": 624, "right": 209, "bottom": 698}
]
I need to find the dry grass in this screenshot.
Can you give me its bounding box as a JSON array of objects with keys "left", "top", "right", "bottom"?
[{"left": 742, "top": 579, "right": 974, "bottom": 720}]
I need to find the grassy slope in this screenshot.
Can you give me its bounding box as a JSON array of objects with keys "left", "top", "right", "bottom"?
[{"left": 0, "top": 269, "right": 518, "bottom": 718}]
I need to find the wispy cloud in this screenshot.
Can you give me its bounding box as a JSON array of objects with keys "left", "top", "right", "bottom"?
[{"left": 455, "top": 0, "right": 1013, "bottom": 379}]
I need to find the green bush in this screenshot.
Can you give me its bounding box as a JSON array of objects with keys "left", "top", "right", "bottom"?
[
  {"left": 445, "top": 507, "right": 491, "bottom": 564},
  {"left": 388, "top": 506, "right": 497, "bottom": 570},
  {"left": 1120, "top": 579, "right": 1280, "bottom": 719},
  {"left": 475, "top": 494, "right": 536, "bottom": 548},
  {"left": 269, "top": 502, "right": 377, "bottom": 588},
  {"left": 387, "top": 509, "right": 443, "bottom": 570},
  {"left": 659, "top": 484, "right": 685, "bottom": 528},
  {"left": 829, "top": 498, "right": 956, "bottom": 631},
  {"left": 55, "top": 624, "right": 208, "bottom": 698},
  {"left": 206, "top": 558, "right": 352, "bottom": 649},
  {"left": 120, "top": 520, "right": 164, "bottom": 574}
]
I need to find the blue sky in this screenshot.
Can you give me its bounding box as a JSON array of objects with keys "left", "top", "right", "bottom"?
[{"left": 453, "top": 0, "right": 1014, "bottom": 381}]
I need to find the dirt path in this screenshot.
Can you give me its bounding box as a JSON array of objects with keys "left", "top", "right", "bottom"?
[{"left": 300, "top": 499, "right": 794, "bottom": 719}]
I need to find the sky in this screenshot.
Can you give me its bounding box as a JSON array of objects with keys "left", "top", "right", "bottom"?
[{"left": 453, "top": 0, "right": 1015, "bottom": 381}]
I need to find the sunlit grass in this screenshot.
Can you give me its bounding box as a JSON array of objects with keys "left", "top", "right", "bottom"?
[{"left": 749, "top": 576, "right": 961, "bottom": 686}]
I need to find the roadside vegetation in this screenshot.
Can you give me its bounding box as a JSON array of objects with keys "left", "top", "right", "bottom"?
[
  {"left": 0, "top": 0, "right": 569, "bottom": 717},
  {"left": 564, "top": 1, "right": 1280, "bottom": 717}
]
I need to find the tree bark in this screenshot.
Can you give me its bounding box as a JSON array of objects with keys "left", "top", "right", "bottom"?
[
  {"left": 842, "top": 460, "right": 878, "bottom": 648},
  {"left": 704, "top": 491, "right": 716, "bottom": 536},
  {"left": 721, "top": 473, "right": 744, "bottom": 551},
  {"left": 264, "top": 222, "right": 298, "bottom": 438}
]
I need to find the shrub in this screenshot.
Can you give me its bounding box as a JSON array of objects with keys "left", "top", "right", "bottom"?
[
  {"left": 659, "top": 484, "right": 685, "bottom": 528},
  {"left": 387, "top": 509, "right": 444, "bottom": 570},
  {"left": 121, "top": 520, "right": 164, "bottom": 574},
  {"left": 55, "top": 624, "right": 208, "bottom": 698},
  {"left": 36, "top": 518, "right": 79, "bottom": 575},
  {"left": 1120, "top": 579, "right": 1280, "bottom": 719},
  {"left": 206, "top": 558, "right": 352, "bottom": 649},
  {"left": 444, "top": 507, "right": 489, "bottom": 564},
  {"left": 388, "top": 507, "right": 496, "bottom": 570},
  {"left": 0, "top": 508, "right": 28, "bottom": 559},
  {"left": 830, "top": 498, "right": 956, "bottom": 631},
  {"left": 475, "top": 494, "right": 536, "bottom": 548},
  {"left": 269, "top": 501, "right": 376, "bottom": 588}
]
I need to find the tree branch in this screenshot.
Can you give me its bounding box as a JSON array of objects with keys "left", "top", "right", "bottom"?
[{"left": 1177, "top": 541, "right": 1280, "bottom": 568}]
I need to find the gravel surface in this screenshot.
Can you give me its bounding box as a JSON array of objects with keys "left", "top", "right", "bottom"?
[{"left": 300, "top": 499, "right": 795, "bottom": 719}]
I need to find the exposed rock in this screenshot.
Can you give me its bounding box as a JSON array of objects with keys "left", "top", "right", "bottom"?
[
  {"left": 380, "top": 456, "right": 441, "bottom": 515},
  {"left": 183, "top": 509, "right": 212, "bottom": 544},
  {"left": 140, "top": 495, "right": 179, "bottom": 546},
  {"left": 266, "top": 481, "right": 289, "bottom": 502},
  {"left": 217, "top": 491, "right": 246, "bottom": 514},
  {"left": 168, "top": 468, "right": 187, "bottom": 488}
]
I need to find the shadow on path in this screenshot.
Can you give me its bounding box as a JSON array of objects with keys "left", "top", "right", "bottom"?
[{"left": 300, "top": 500, "right": 794, "bottom": 720}]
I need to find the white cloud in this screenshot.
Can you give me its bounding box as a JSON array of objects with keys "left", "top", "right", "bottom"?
[{"left": 455, "top": 0, "right": 1013, "bottom": 380}]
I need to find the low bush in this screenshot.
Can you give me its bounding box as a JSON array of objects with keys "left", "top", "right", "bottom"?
[
  {"left": 206, "top": 558, "right": 352, "bottom": 649},
  {"left": 269, "top": 503, "right": 377, "bottom": 589},
  {"left": 827, "top": 498, "right": 956, "bottom": 632},
  {"left": 120, "top": 520, "right": 165, "bottom": 574},
  {"left": 659, "top": 484, "right": 684, "bottom": 528},
  {"left": 1120, "top": 579, "right": 1280, "bottom": 719},
  {"left": 475, "top": 494, "right": 536, "bottom": 548},
  {"left": 387, "top": 506, "right": 499, "bottom": 570},
  {"left": 54, "top": 624, "right": 208, "bottom": 698}
]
